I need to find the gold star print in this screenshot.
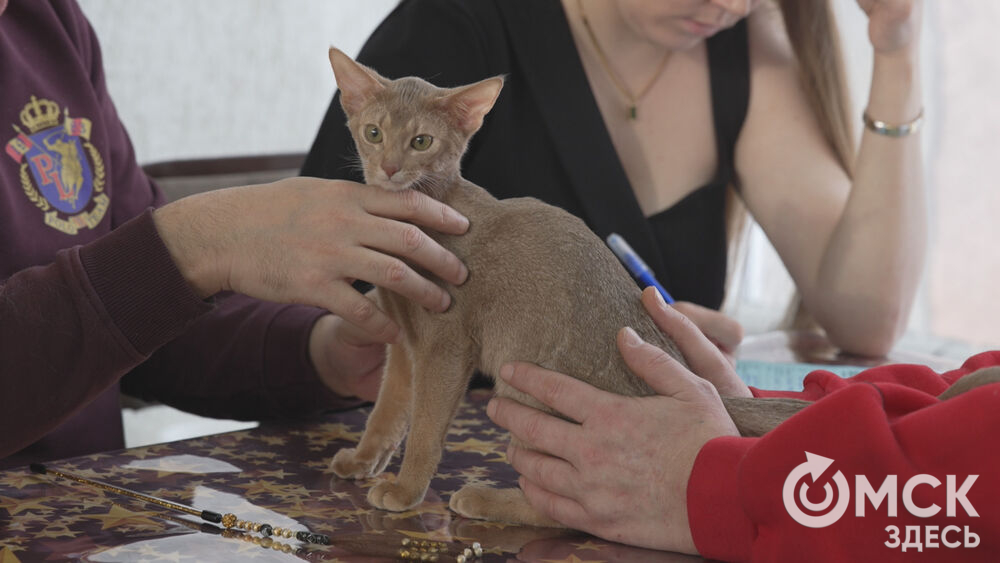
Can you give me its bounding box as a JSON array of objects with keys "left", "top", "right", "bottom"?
[
  {"left": 0, "top": 494, "right": 54, "bottom": 516},
  {"left": 273, "top": 500, "right": 317, "bottom": 519},
  {"left": 116, "top": 475, "right": 141, "bottom": 486},
  {"left": 75, "top": 495, "right": 111, "bottom": 511},
  {"left": 571, "top": 540, "right": 607, "bottom": 551},
  {"left": 122, "top": 447, "right": 158, "bottom": 460},
  {"left": 35, "top": 523, "right": 79, "bottom": 539},
  {"left": 231, "top": 479, "right": 299, "bottom": 498},
  {"left": 296, "top": 422, "right": 363, "bottom": 443},
  {"left": 205, "top": 446, "right": 237, "bottom": 458},
  {"left": 4, "top": 519, "right": 30, "bottom": 533},
  {"left": 244, "top": 450, "right": 279, "bottom": 460},
  {"left": 541, "top": 555, "right": 607, "bottom": 563},
  {"left": 82, "top": 504, "right": 161, "bottom": 530},
  {"left": 257, "top": 435, "right": 287, "bottom": 447},
  {"left": 0, "top": 473, "right": 45, "bottom": 490},
  {"left": 303, "top": 459, "right": 329, "bottom": 471},
  {"left": 385, "top": 501, "right": 452, "bottom": 520},
  {"left": 0, "top": 546, "right": 26, "bottom": 561},
  {"left": 446, "top": 438, "right": 504, "bottom": 456}
]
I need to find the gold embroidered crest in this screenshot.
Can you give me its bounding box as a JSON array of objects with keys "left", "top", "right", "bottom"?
[{"left": 5, "top": 96, "right": 108, "bottom": 235}]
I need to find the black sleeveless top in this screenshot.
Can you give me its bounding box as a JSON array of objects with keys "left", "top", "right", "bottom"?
[
  {"left": 301, "top": 0, "right": 751, "bottom": 310},
  {"left": 647, "top": 21, "right": 750, "bottom": 309}
]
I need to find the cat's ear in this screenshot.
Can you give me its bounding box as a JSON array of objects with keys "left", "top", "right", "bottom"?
[
  {"left": 328, "top": 47, "right": 385, "bottom": 115},
  {"left": 440, "top": 76, "right": 505, "bottom": 135}
]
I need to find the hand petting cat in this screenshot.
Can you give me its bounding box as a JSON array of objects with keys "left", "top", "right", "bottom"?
[
  {"left": 487, "top": 287, "right": 747, "bottom": 553},
  {"left": 153, "top": 177, "right": 470, "bottom": 343},
  {"left": 670, "top": 300, "right": 743, "bottom": 366}
]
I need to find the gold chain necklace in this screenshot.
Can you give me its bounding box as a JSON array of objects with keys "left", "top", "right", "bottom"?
[{"left": 576, "top": 0, "right": 672, "bottom": 120}]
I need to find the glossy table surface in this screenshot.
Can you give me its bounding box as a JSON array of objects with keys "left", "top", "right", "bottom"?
[
  {"left": 0, "top": 331, "right": 962, "bottom": 562},
  {"left": 0, "top": 389, "right": 699, "bottom": 562}
]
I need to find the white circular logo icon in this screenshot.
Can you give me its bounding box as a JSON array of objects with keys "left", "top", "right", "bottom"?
[{"left": 783, "top": 452, "right": 850, "bottom": 528}]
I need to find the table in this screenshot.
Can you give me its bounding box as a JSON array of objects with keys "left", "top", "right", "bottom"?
[
  {"left": 737, "top": 330, "right": 961, "bottom": 372},
  {"left": 0, "top": 389, "right": 699, "bottom": 562},
  {"left": 0, "top": 330, "right": 962, "bottom": 562}
]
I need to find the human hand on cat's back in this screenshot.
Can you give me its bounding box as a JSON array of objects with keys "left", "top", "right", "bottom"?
[
  {"left": 642, "top": 289, "right": 749, "bottom": 398},
  {"left": 669, "top": 300, "right": 743, "bottom": 368},
  {"left": 487, "top": 308, "right": 741, "bottom": 553},
  {"left": 153, "top": 177, "right": 470, "bottom": 342}
]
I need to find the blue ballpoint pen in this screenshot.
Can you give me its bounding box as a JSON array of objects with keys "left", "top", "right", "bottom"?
[{"left": 606, "top": 233, "right": 675, "bottom": 304}]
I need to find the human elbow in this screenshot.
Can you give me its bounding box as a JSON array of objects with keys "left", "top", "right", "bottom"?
[{"left": 820, "top": 300, "right": 908, "bottom": 358}]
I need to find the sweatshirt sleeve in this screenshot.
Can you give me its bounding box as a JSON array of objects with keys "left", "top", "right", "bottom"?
[
  {"left": 0, "top": 211, "right": 212, "bottom": 457},
  {"left": 688, "top": 351, "right": 1000, "bottom": 562},
  {"left": 120, "top": 292, "right": 361, "bottom": 422}
]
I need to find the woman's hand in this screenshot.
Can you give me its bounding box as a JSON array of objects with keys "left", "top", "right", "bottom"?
[
  {"left": 309, "top": 313, "right": 385, "bottom": 401},
  {"left": 486, "top": 288, "right": 743, "bottom": 553},
  {"left": 857, "top": 0, "right": 922, "bottom": 54},
  {"left": 154, "top": 177, "right": 470, "bottom": 343}
]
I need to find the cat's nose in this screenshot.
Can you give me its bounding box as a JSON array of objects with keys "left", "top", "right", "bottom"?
[{"left": 382, "top": 164, "right": 399, "bottom": 179}]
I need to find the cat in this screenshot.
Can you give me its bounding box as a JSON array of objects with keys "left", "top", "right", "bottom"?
[{"left": 320, "top": 47, "right": 998, "bottom": 527}]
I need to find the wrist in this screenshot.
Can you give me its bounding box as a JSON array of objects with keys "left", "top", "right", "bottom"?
[
  {"left": 152, "top": 195, "right": 223, "bottom": 298},
  {"left": 867, "top": 51, "right": 922, "bottom": 123}
]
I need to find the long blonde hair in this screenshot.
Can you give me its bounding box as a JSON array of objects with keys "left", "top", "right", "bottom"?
[
  {"left": 726, "top": 0, "right": 856, "bottom": 326},
  {"left": 777, "top": 0, "right": 856, "bottom": 175}
]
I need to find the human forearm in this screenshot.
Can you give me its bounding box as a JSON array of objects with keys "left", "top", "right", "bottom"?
[
  {"left": 122, "top": 294, "right": 361, "bottom": 420},
  {"left": 811, "top": 50, "right": 925, "bottom": 356}
]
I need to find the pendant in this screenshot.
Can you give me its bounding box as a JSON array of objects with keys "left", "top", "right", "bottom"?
[{"left": 628, "top": 106, "right": 637, "bottom": 120}]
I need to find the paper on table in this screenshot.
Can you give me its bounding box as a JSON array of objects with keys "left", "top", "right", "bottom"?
[{"left": 735, "top": 360, "right": 867, "bottom": 392}]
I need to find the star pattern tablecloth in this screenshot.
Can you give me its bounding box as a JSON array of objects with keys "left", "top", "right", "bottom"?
[{"left": 0, "top": 390, "right": 701, "bottom": 562}]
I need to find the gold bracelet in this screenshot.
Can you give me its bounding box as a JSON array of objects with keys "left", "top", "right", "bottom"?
[{"left": 863, "top": 109, "right": 924, "bottom": 137}]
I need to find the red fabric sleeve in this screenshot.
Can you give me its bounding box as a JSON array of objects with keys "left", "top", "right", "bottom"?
[
  {"left": 688, "top": 351, "right": 1000, "bottom": 562},
  {"left": 748, "top": 358, "right": 971, "bottom": 401}
]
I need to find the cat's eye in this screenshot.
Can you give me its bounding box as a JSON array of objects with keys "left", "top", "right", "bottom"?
[
  {"left": 410, "top": 134, "right": 433, "bottom": 151},
  {"left": 364, "top": 125, "right": 383, "bottom": 144}
]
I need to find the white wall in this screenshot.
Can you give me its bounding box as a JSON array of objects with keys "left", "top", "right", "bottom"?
[{"left": 77, "top": 0, "right": 398, "bottom": 164}]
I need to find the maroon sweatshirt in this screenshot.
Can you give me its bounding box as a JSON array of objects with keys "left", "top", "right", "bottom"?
[{"left": 0, "top": 0, "right": 353, "bottom": 468}]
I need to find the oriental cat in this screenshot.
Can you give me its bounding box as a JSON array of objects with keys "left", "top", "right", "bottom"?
[{"left": 322, "top": 48, "right": 998, "bottom": 527}]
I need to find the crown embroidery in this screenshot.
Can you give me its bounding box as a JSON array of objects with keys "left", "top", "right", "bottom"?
[{"left": 5, "top": 96, "right": 108, "bottom": 235}]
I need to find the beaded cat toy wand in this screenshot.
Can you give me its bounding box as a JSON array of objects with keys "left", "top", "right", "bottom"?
[{"left": 29, "top": 463, "right": 330, "bottom": 545}]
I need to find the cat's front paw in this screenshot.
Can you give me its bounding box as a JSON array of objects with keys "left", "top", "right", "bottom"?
[
  {"left": 367, "top": 479, "right": 427, "bottom": 512},
  {"left": 330, "top": 447, "right": 389, "bottom": 479}
]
